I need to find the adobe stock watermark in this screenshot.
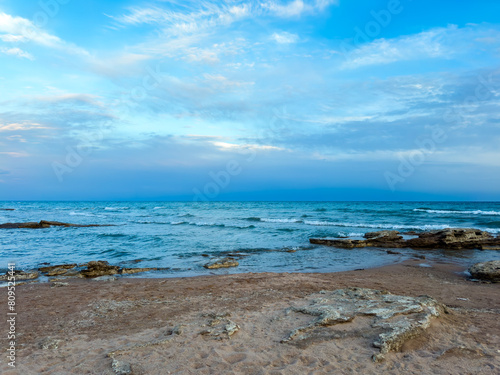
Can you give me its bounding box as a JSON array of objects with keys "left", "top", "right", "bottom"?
[
  {"left": 52, "top": 65, "right": 164, "bottom": 182},
  {"left": 385, "top": 70, "right": 500, "bottom": 191},
  {"left": 339, "top": 0, "right": 409, "bottom": 58}
]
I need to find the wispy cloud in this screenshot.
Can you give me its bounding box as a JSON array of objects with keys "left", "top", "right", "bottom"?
[
  {"left": 340, "top": 24, "right": 500, "bottom": 69},
  {"left": 0, "top": 46, "right": 33, "bottom": 60},
  {"left": 0, "top": 12, "right": 88, "bottom": 56},
  {"left": 271, "top": 31, "right": 299, "bottom": 44}
]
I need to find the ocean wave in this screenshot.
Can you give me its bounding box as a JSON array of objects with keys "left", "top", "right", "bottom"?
[
  {"left": 485, "top": 228, "right": 500, "bottom": 234},
  {"left": 69, "top": 211, "right": 98, "bottom": 217},
  {"left": 304, "top": 220, "right": 453, "bottom": 231},
  {"left": 261, "top": 218, "right": 303, "bottom": 223},
  {"left": 104, "top": 207, "right": 130, "bottom": 211},
  {"left": 413, "top": 209, "right": 500, "bottom": 216},
  {"left": 170, "top": 221, "right": 188, "bottom": 225}
]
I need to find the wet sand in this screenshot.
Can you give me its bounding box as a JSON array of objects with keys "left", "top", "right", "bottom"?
[{"left": 1, "top": 259, "right": 499, "bottom": 374}]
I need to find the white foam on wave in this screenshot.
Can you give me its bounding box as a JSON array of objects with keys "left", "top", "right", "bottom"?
[
  {"left": 69, "top": 211, "right": 95, "bottom": 217},
  {"left": 104, "top": 207, "right": 130, "bottom": 211},
  {"left": 414, "top": 209, "right": 500, "bottom": 216},
  {"left": 260, "top": 218, "right": 303, "bottom": 223}
]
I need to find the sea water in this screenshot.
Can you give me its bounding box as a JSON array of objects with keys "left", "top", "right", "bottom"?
[{"left": 1, "top": 201, "right": 499, "bottom": 277}]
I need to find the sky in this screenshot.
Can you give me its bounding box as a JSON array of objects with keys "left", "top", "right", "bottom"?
[{"left": 0, "top": 0, "right": 499, "bottom": 201}]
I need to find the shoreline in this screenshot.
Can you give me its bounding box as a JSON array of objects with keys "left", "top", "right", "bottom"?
[{"left": 2, "top": 259, "right": 499, "bottom": 374}]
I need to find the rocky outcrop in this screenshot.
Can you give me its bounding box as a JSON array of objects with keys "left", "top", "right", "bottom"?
[
  {"left": 204, "top": 257, "right": 239, "bottom": 269},
  {"left": 311, "top": 228, "right": 500, "bottom": 250},
  {"left": 469, "top": 261, "right": 500, "bottom": 282},
  {"left": 0, "top": 270, "right": 39, "bottom": 281},
  {"left": 80, "top": 261, "right": 120, "bottom": 278},
  {"left": 0, "top": 220, "right": 112, "bottom": 229},
  {"left": 280, "top": 288, "right": 443, "bottom": 362}
]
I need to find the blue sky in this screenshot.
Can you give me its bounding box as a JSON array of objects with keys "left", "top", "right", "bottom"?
[{"left": 0, "top": 0, "right": 499, "bottom": 201}]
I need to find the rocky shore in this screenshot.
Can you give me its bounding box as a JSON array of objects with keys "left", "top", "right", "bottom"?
[
  {"left": 1, "top": 260, "right": 499, "bottom": 374},
  {"left": 310, "top": 228, "right": 500, "bottom": 250}
]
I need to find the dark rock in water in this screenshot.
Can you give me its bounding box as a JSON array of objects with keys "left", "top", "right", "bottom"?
[
  {"left": 0, "top": 270, "right": 39, "bottom": 281},
  {"left": 204, "top": 257, "right": 239, "bottom": 269},
  {"left": 386, "top": 250, "right": 400, "bottom": 255},
  {"left": 0, "top": 208, "right": 15, "bottom": 211},
  {"left": 311, "top": 228, "right": 500, "bottom": 250},
  {"left": 469, "top": 261, "right": 500, "bottom": 282},
  {"left": 80, "top": 261, "right": 120, "bottom": 278},
  {"left": 0, "top": 220, "right": 112, "bottom": 229}
]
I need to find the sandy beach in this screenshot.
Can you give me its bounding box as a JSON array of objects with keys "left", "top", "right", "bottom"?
[{"left": 1, "top": 259, "right": 499, "bottom": 375}]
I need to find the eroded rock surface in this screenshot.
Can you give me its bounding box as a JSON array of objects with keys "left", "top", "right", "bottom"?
[
  {"left": 281, "top": 288, "right": 443, "bottom": 362},
  {"left": 80, "top": 261, "right": 120, "bottom": 278},
  {"left": 311, "top": 228, "right": 500, "bottom": 250},
  {"left": 469, "top": 260, "right": 500, "bottom": 282}
]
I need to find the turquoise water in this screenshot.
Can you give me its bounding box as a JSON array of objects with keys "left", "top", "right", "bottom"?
[{"left": 1, "top": 201, "right": 499, "bottom": 277}]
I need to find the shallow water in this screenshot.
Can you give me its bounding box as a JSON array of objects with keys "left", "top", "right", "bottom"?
[{"left": 1, "top": 201, "right": 499, "bottom": 277}]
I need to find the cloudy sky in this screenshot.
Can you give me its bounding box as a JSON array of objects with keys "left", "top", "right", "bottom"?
[{"left": 0, "top": 0, "right": 499, "bottom": 201}]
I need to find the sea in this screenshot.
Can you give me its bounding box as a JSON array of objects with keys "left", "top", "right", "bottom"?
[{"left": 1, "top": 201, "right": 500, "bottom": 278}]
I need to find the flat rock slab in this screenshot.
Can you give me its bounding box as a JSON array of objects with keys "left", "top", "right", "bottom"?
[
  {"left": 0, "top": 220, "right": 113, "bottom": 229},
  {"left": 281, "top": 287, "right": 443, "bottom": 362},
  {"left": 311, "top": 228, "right": 500, "bottom": 250}
]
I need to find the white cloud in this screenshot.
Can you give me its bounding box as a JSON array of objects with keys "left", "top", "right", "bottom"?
[
  {"left": 0, "top": 34, "right": 26, "bottom": 42},
  {"left": 0, "top": 12, "right": 88, "bottom": 56},
  {"left": 0, "top": 122, "right": 49, "bottom": 132},
  {"left": 271, "top": 32, "right": 299, "bottom": 44},
  {"left": 0, "top": 47, "right": 33, "bottom": 60},
  {"left": 262, "top": 0, "right": 337, "bottom": 18}
]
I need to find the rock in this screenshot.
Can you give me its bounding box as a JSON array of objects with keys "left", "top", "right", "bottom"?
[
  {"left": 469, "top": 261, "right": 500, "bottom": 282},
  {"left": 38, "top": 337, "right": 61, "bottom": 350},
  {"left": 111, "top": 358, "right": 131, "bottom": 375},
  {"left": 364, "top": 230, "right": 402, "bottom": 240},
  {"left": 406, "top": 228, "right": 494, "bottom": 249},
  {"left": 120, "top": 267, "right": 157, "bottom": 274},
  {"left": 200, "top": 312, "right": 240, "bottom": 339},
  {"left": 92, "top": 275, "right": 117, "bottom": 281},
  {"left": 39, "top": 263, "right": 77, "bottom": 273},
  {"left": 0, "top": 208, "right": 14, "bottom": 211},
  {"left": 204, "top": 257, "right": 239, "bottom": 269},
  {"left": 80, "top": 261, "right": 120, "bottom": 278},
  {"left": 386, "top": 250, "right": 401, "bottom": 255},
  {"left": 0, "top": 270, "right": 39, "bottom": 281},
  {"left": 280, "top": 288, "right": 443, "bottom": 362},
  {"left": 51, "top": 282, "right": 69, "bottom": 287},
  {"left": 311, "top": 228, "right": 500, "bottom": 250},
  {"left": 0, "top": 220, "right": 113, "bottom": 229}
]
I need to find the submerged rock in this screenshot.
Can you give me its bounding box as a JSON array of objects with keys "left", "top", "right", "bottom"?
[
  {"left": 204, "top": 257, "right": 239, "bottom": 269},
  {"left": 80, "top": 261, "right": 120, "bottom": 278},
  {"left": 120, "top": 267, "right": 157, "bottom": 274},
  {"left": 281, "top": 287, "right": 443, "bottom": 362},
  {"left": 310, "top": 228, "right": 500, "bottom": 250},
  {"left": 469, "top": 261, "right": 500, "bottom": 282},
  {"left": 0, "top": 220, "right": 112, "bottom": 229}
]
